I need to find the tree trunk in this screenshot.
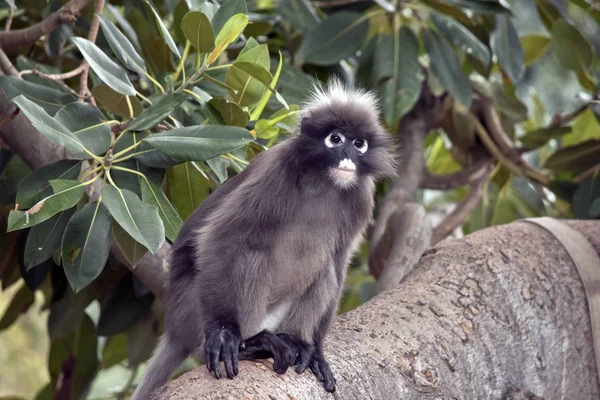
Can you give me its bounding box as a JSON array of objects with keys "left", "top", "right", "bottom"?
[{"left": 156, "top": 219, "right": 600, "bottom": 399}]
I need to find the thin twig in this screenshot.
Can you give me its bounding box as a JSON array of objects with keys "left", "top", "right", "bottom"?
[
  {"left": 19, "top": 64, "right": 85, "bottom": 80},
  {"left": 573, "top": 164, "right": 600, "bottom": 183},
  {"left": 5, "top": 7, "right": 14, "bottom": 31},
  {"left": 431, "top": 161, "right": 494, "bottom": 245},
  {"left": 79, "top": 0, "right": 105, "bottom": 104},
  {"left": 0, "top": 47, "right": 18, "bottom": 76},
  {"left": 18, "top": 69, "right": 87, "bottom": 97},
  {"left": 311, "top": 0, "right": 369, "bottom": 6}
]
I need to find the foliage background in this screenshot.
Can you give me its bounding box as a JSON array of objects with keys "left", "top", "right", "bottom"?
[{"left": 0, "top": 0, "right": 599, "bottom": 398}]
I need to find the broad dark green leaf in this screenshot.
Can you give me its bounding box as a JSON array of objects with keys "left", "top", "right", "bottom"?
[
  {"left": 24, "top": 208, "right": 75, "bottom": 270},
  {"left": 431, "top": 11, "right": 491, "bottom": 66},
  {"left": 226, "top": 43, "right": 271, "bottom": 106},
  {"left": 140, "top": 175, "right": 183, "bottom": 241},
  {"left": 276, "top": 0, "right": 319, "bottom": 32},
  {"left": 92, "top": 84, "right": 143, "bottom": 119},
  {"left": 206, "top": 157, "right": 228, "bottom": 183},
  {"left": 0, "top": 285, "right": 34, "bottom": 331},
  {"left": 423, "top": 29, "right": 472, "bottom": 107},
  {"left": 377, "top": 28, "right": 422, "bottom": 126},
  {"left": 167, "top": 162, "right": 213, "bottom": 220},
  {"left": 127, "top": 92, "right": 186, "bottom": 131},
  {"left": 590, "top": 198, "right": 600, "bottom": 218},
  {"left": 16, "top": 160, "right": 81, "bottom": 209},
  {"left": 442, "top": 0, "right": 511, "bottom": 14},
  {"left": 98, "top": 14, "right": 147, "bottom": 73},
  {"left": 72, "top": 37, "right": 136, "bottom": 96},
  {"left": 143, "top": 125, "right": 253, "bottom": 161},
  {"left": 209, "top": 98, "right": 248, "bottom": 127},
  {"left": 211, "top": 0, "right": 247, "bottom": 35},
  {"left": 101, "top": 333, "right": 128, "bottom": 369},
  {"left": 62, "top": 201, "right": 112, "bottom": 293},
  {"left": 543, "top": 139, "right": 600, "bottom": 174},
  {"left": 55, "top": 102, "right": 112, "bottom": 156},
  {"left": 8, "top": 180, "right": 85, "bottom": 231},
  {"left": 11, "top": 96, "right": 88, "bottom": 157},
  {"left": 101, "top": 185, "right": 165, "bottom": 253},
  {"left": 0, "top": 76, "right": 75, "bottom": 116},
  {"left": 296, "top": 11, "right": 369, "bottom": 66},
  {"left": 550, "top": 20, "right": 593, "bottom": 72},
  {"left": 519, "top": 126, "right": 571, "bottom": 148},
  {"left": 521, "top": 34, "right": 551, "bottom": 66},
  {"left": 112, "top": 221, "right": 148, "bottom": 267},
  {"left": 491, "top": 15, "right": 525, "bottom": 83},
  {"left": 144, "top": 0, "right": 181, "bottom": 58},
  {"left": 182, "top": 11, "right": 215, "bottom": 52},
  {"left": 97, "top": 275, "right": 155, "bottom": 336},
  {"left": 573, "top": 178, "right": 600, "bottom": 219},
  {"left": 126, "top": 312, "right": 159, "bottom": 366}
]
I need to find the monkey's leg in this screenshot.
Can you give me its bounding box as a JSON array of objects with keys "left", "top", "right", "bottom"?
[
  {"left": 308, "top": 302, "right": 338, "bottom": 392},
  {"left": 239, "top": 330, "right": 296, "bottom": 374},
  {"left": 276, "top": 333, "right": 314, "bottom": 374}
]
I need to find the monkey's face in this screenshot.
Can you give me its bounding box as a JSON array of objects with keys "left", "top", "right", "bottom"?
[{"left": 323, "top": 130, "right": 367, "bottom": 188}]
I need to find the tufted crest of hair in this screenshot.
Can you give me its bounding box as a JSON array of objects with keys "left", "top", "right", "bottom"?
[{"left": 295, "top": 78, "right": 398, "bottom": 180}]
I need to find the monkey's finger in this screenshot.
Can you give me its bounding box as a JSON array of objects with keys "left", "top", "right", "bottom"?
[
  {"left": 210, "top": 347, "right": 222, "bottom": 379},
  {"left": 223, "top": 347, "right": 235, "bottom": 379},
  {"left": 309, "top": 358, "right": 323, "bottom": 381},
  {"left": 295, "top": 349, "right": 311, "bottom": 374},
  {"left": 232, "top": 342, "right": 240, "bottom": 376}
]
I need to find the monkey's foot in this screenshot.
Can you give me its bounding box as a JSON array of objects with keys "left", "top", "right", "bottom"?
[
  {"left": 239, "top": 330, "right": 295, "bottom": 374},
  {"left": 204, "top": 325, "right": 242, "bottom": 380},
  {"left": 276, "top": 333, "right": 314, "bottom": 374},
  {"left": 309, "top": 350, "right": 337, "bottom": 393}
]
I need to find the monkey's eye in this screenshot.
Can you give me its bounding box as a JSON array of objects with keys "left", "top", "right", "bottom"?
[
  {"left": 353, "top": 138, "right": 368, "bottom": 154},
  {"left": 325, "top": 132, "right": 345, "bottom": 148}
]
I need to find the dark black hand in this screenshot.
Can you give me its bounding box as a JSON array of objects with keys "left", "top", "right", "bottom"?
[
  {"left": 204, "top": 325, "right": 242, "bottom": 379},
  {"left": 309, "top": 349, "right": 336, "bottom": 393},
  {"left": 239, "top": 330, "right": 296, "bottom": 374},
  {"left": 276, "top": 333, "right": 314, "bottom": 374}
]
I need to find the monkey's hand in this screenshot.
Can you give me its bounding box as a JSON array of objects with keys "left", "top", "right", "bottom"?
[
  {"left": 239, "top": 330, "right": 296, "bottom": 374},
  {"left": 309, "top": 349, "right": 337, "bottom": 393},
  {"left": 204, "top": 325, "right": 242, "bottom": 380}
]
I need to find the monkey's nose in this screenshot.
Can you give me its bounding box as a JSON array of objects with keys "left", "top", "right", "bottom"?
[{"left": 337, "top": 158, "right": 356, "bottom": 171}]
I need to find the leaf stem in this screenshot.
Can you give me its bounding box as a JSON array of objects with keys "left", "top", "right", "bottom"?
[
  {"left": 125, "top": 95, "right": 134, "bottom": 119},
  {"left": 83, "top": 171, "right": 104, "bottom": 186},
  {"left": 205, "top": 64, "right": 232, "bottom": 71},
  {"left": 142, "top": 70, "right": 165, "bottom": 94},
  {"left": 136, "top": 91, "right": 153, "bottom": 106},
  {"left": 174, "top": 40, "right": 191, "bottom": 83},
  {"left": 79, "top": 166, "right": 103, "bottom": 182},
  {"left": 112, "top": 141, "right": 143, "bottom": 159}
]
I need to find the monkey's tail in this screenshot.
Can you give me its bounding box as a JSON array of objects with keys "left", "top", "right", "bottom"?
[{"left": 131, "top": 336, "right": 189, "bottom": 400}]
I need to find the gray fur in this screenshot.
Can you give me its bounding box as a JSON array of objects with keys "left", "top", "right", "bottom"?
[{"left": 131, "top": 79, "right": 395, "bottom": 399}]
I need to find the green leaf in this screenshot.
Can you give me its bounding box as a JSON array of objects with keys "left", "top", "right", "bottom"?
[
  {"left": 112, "top": 221, "right": 148, "bottom": 267},
  {"left": 144, "top": 0, "right": 181, "bottom": 58},
  {"left": 296, "top": 11, "right": 369, "bottom": 66},
  {"left": 140, "top": 175, "right": 183, "bottom": 242},
  {"left": 226, "top": 61, "right": 273, "bottom": 106},
  {"left": 182, "top": 11, "right": 215, "bottom": 52},
  {"left": 126, "top": 312, "right": 159, "bottom": 366},
  {"left": 491, "top": 15, "right": 525, "bottom": 83},
  {"left": 11, "top": 95, "right": 88, "bottom": 158},
  {"left": 550, "top": 20, "right": 593, "bottom": 72},
  {"left": 519, "top": 126, "right": 571, "bottom": 148},
  {"left": 207, "top": 14, "right": 249, "bottom": 64},
  {"left": 16, "top": 160, "right": 81, "bottom": 209},
  {"left": 276, "top": 0, "right": 318, "bottom": 32},
  {"left": 24, "top": 208, "right": 75, "bottom": 270},
  {"left": 143, "top": 125, "right": 254, "bottom": 161},
  {"left": 71, "top": 37, "right": 136, "bottom": 96},
  {"left": 211, "top": 0, "right": 247, "bottom": 35},
  {"left": 521, "top": 34, "right": 551, "bottom": 66},
  {"left": 573, "top": 178, "right": 600, "bottom": 219},
  {"left": 98, "top": 14, "right": 147, "bottom": 73},
  {"left": 61, "top": 201, "right": 112, "bottom": 293},
  {"left": 206, "top": 157, "right": 228, "bottom": 183},
  {"left": 377, "top": 28, "right": 422, "bottom": 126},
  {"left": 167, "top": 162, "right": 213, "bottom": 220},
  {"left": 101, "top": 333, "right": 128, "bottom": 369},
  {"left": 423, "top": 29, "right": 472, "bottom": 107},
  {"left": 127, "top": 92, "right": 186, "bottom": 131},
  {"left": 590, "top": 197, "right": 600, "bottom": 218},
  {"left": 209, "top": 98, "right": 248, "bottom": 127},
  {"left": 8, "top": 180, "right": 85, "bottom": 231},
  {"left": 255, "top": 119, "right": 279, "bottom": 139},
  {"left": 431, "top": 11, "right": 491, "bottom": 66},
  {"left": 55, "top": 102, "right": 112, "bottom": 156},
  {"left": 92, "top": 85, "right": 143, "bottom": 119},
  {"left": 101, "top": 184, "right": 165, "bottom": 253},
  {"left": 442, "top": 0, "right": 511, "bottom": 14},
  {"left": 563, "top": 108, "right": 600, "bottom": 147},
  {"left": 0, "top": 285, "right": 34, "bottom": 332},
  {"left": 543, "top": 139, "right": 600, "bottom": 174},
  {"left": 0, "top": 76, "right": 75, "bottom": 116}
]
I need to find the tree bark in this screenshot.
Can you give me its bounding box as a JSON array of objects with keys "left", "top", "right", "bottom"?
[{"left": 157, "top": 219, "right": 600, "bottom": 399}]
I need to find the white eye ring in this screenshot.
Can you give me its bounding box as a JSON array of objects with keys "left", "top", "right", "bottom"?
[
  {"left": 325, "top": 132, "right": 345, "bottom": 148},
  {"left": 353, "top": 138, "right": 368, "bottom": 154}
]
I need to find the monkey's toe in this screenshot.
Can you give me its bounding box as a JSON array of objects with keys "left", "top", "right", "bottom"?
[{"left": 309, "top": 350, "right": 336, "bottom": 392}]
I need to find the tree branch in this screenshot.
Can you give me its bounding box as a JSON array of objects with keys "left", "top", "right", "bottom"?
[
  {"left": 79, "top": 0, "right": 105, "bottom": 102},
  {"left": 0, "top": 47, "right": 18, "bottom": 76},
  {"left": 0, "top": 0, "right": 92, "bottom": 55},
  {"left": 430, "top": 161, "right": 494, "bottom": 245},
  {"left": 420, "top": 155, "right": 493, "bottom": 190}
]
